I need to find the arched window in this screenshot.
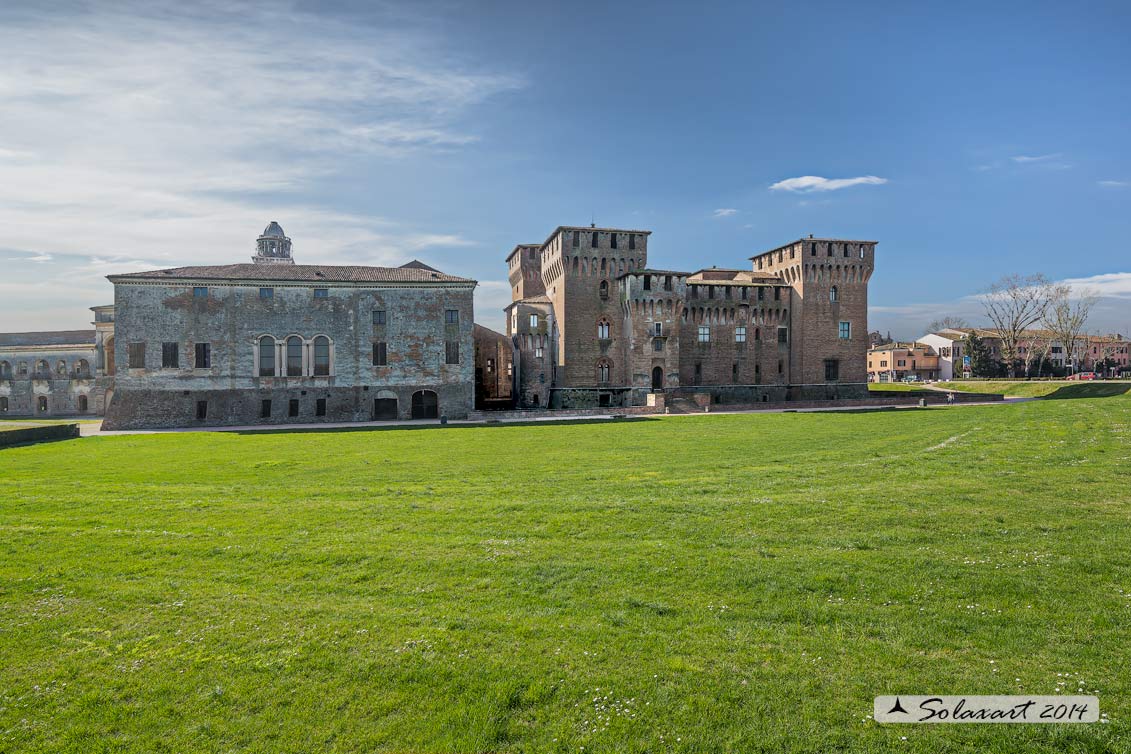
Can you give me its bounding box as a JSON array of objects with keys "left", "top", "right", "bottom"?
[
  {"left": 830, "top": 286, "right": 838, "bottom": 303},
  {"left": 259, "top": 336, "right": 276, "bottom": 377},
  {"left": 56, "top": 360, "right": 67, "bottom": 376},
  {"left": 36, "top": 359, "right": 49, "bottom": 376},
  {"left": 313, "top": 336, "right": 330, "bottom": 376},
  {"left": 596, "top": 359, "right": 611, "bottom": 383},
  {"left": 599, "top": 280, "right": 609, "bottom": 300},
  {"left": 597, "top": 318, "right": 610, "bottom": 339},
  {"left": 17, "top": 361, "right": 28, "bottom": 377},
  {"left": 286, "top": 336, "right": 303, "bottom": 376},
  {"left": 0, "top": 361, "right": 10, "bottom": 378},
  {"left": 78, "top": 395, "right": 88, "bottom": 412},
  {"left": 76, "top": 359, "right": 89, "bottom": 377}
]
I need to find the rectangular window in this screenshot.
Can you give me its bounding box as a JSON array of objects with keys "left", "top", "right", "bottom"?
[
  {"left": 535, "top": 346, "right": 544, "bottom": 359},
  {"left": 897, "top": 359, "right": 906, "bottom": 367},
  {"left": 193, "top": 287, "right": 208, "bottom": 298},
  {"left": 194, "top": 342, "right": 211, "bottom": 369},
  {"left": 825, "top": 359, "right": 840, "bottom": 381},
  {"left": 758, "top": 287, "right": 765, "bottom": 301},
  {"left": 643, "top": 275, "right": 651, "bottom": 291},
  {"left": 653, "top": 322, "right": 663, "bottom": 337},
  {"left": 778, "top": 327, "right": 788, "bottom": 344},
  {"left": 161, "top": 342, "right": 179, "bottom": 368},
  {"left": 445, "top": 341, "right": 460, "bottom": 364},
  {"left": 694, "top": 362, "right": 702, "bottom": 383},
  {"left": 839, "top": 321, "right": 851, "bottom": 340},
  {"left": 572, "top": 230, "right": 580, "bottom": 247},
  {"left": 774, "top": 287, "right": 781, "bottom": 300},
  {"left": 373, "top": 342, "right": 387, "bottom": 366},
  {"left": 128, "top": 342, "right": 146, "bottom": 369},
  {"left": 732, "top": 363, "right": 739, "bottom": 383},
  {"left": 653, "top": 338, "right": 663, "bottom": 352},
  {"left": 196, "top": 401, "right": 208, "bottom": 420},
  {"left": 778, "top": 359, "right": 784, "bottom": 374},
  {"left": 629, "top": 234, "right": 636, "bottom": 251},
  {"left": 259, "top": 339, "right": 275, "bottom": 376},
  {"left": 261, "top": 400, "right": 271, "bottom": 418},
  {"left": 372, "top": 310, "right": 386, "bottom": 326},
  {"left": 313, "top": 288, "right": 328, "bottom": 298},
  {"left": 529, "top": 314, "right": 539, "bottom": 328},
  {"left": 698, "top": 325, "right": 710, "bottom": 343},
  {"left": 735, "top": 326, "right": 746, "bottom": 343},
  {"left": 445, "top": 309, "right": 459, "bottom": 325},
  {"left": 259, "top": 288, "right": 273, "bottom": 299},
  {"left": 289, "top": 399, "right": 299, "bottom": 417},
  {"left": 610, "top": 233, "right": 617, "bottom": 249},
  {"left": 316, "top": 398, "right": 327, "bottom": 416}
]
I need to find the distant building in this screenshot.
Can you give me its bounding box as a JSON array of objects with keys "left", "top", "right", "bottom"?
[
  {"left": 917, "top": 327, "right": 1131, "bottom": 378},
  {"left": 867, "top": 342, "right": 940, "bottom": 382},
  {"left": 472, "top": 324, "right": 514, "bottom": 409},
  {"left": 100, "top": 222, "right": 477, "bottom": 429},
  {"left": 499, "top": 228, "right": 877, "bottom": 408},
  {"left": 0, "top": 330, "right": 103, "bottom": 417},
  {"left": 868, "top": 329, "right": 892, "bottom": 348}
]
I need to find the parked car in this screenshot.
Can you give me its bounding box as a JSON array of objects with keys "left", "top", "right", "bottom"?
[
  {"left": 902, "top": 375, "right": 922, "bottom": 383},
  {"left": 1067, "top": 372, "right": 1097, "bottom": 381}
]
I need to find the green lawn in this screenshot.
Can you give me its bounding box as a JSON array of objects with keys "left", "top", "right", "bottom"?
[
  {"left": 2, "top": 399, "right": 1129, "bottom": 752},
  {"left": 867, "top": 382, "right": 925, "bottom": 392},
  {"left": 937, "top": 380, "right": 1131, "bottom": 399}
]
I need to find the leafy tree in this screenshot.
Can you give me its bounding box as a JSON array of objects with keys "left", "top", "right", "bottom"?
[{"left": 964, "top": 331, "right": 998, "bottom": 378}]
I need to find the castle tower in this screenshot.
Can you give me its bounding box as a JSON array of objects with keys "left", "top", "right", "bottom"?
[
  {"left": 749, "top": 236, "right": 875, "bottom": 396},
  {"left": 252, "top": 221, "right": 295, "bottom": 265}
]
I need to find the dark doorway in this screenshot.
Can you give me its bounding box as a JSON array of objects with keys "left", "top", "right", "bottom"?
[
  {"left": 373, "top": 397, "right": 398, "bottom": 420},
  {"left": 598, "top": 393, "right": 611, "bottom": 407},
  {"left": 651, "top": 366, "right": 663, "bottom": 390},
  {"left": 411, "top": 390, "right": 438, "bottom": 419}
]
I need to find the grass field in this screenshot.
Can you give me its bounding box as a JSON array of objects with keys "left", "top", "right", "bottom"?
[
  {"left": 2, "top": 397, "right": 1129, "bottom": 752},
  {"left": 937, "top": 380, "right": 1131, "bottom": 399},
  {"left": 867, "top": 383, "right": 925, "bottom": 392}
]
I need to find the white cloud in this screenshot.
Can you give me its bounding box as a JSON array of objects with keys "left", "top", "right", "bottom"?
[
  {"left": 1011, "top": 153, "right": 1062, "bottom": 163},
  {"left": 1056, "top": 272, "right": 1131, "bottom": 298},
  {"left": 0, "top": 2, "right": 520, "bottom": 331},
  {"left": 712, "top": 208, "right": 738, "bottom": 218},
  {"left": 1098, "top": 180, "right": 1129, "bottom": 188},
  {"left": 769, "top": 175, "right": 887, "bottom": 193}
]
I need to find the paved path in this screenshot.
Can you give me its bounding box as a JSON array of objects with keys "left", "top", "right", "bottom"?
[{"left": 77, "top": 394, "right": 1028, "bottom": 437}]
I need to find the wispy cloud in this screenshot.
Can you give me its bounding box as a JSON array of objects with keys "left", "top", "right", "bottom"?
[
  {"left": 712, "top": 208, "right": 738, "bottom": 218},
  {"left": 1098, "top": 180, "right": 1129, "bottom": 188},
  {"left": 1011, "top": 153, "right": 1062, "bottom": 164},
  {"left": 769, "top": 175, "right": 887, "bottom": 193},
  {"left": 0, "top": 2, "right": 521, "bottom": 330},
  {"left": 1057, "top": 272, "right": 1131, "bottom": 298}
]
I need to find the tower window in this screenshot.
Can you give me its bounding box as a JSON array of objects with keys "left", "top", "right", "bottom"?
[
  {"left": 372, "top": 310, "right": 386, "bottom": 326},
  {"left": 610, "top": 233, "right": 617, "bottom": 249},
  {"left": 445, "top": 341, "right": 460, "bottom": 364},
  {"left": 530, "top": 314, "right": 539, "bottom": 328},
  {"left": 653, "top": 338, "right": 663, "bottom": 352},
  {"left": 643, "top": 275, "right": 651, "bottom": 291},
  {"left": 573, "top": 230, "right": 580, "bottom": 247},
  {"left": 445, "top": 309, "right": 459, "bottom": 325},
  {"left": 778, "top": 327, "right": 788, "bottom": 344},
  {"left": 811, "top": 244, "right": 817, "bottom": 256},
  {"left": 698, "top": 326, "right": 710, "bottom": 343},
  {"left": 735, "top": 326, "right": 746, "bottom": 343},
  {"left": 373, "top": 341, "right": 387, "bottom": 366},
  {"left": 591, "top": 232, "right": 599, "bottom": 248},
  {"left": 597, "top": 319, "right": 610, "bottom": 339},
  {"left": 825, "top": 359, "right": 840, "bottom": 381},
  {"left": 128, "top": 342, "right": 146, "bottom": 369},
  {"left": 830, "top": 286, "right": 838, "bottom": 302},
  {"left": 839, "top": 321, "right": 851, "bottom": 339},
  {"left": 599, "top": 280, "right": 609, "bottom": 300},
  {"left": 654, "top": 322, "right": 663, "bottom": 337},
  {"left": 629, "top": 234, "right": 636, "bottom": 251}
]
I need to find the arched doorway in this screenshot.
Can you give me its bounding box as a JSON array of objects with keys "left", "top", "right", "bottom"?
[
  {"left": 411, "top": 390, "right": 438, "bottom": 419},
  {"left": 651, "top": 366, "right": 664, "bottom": 390}
]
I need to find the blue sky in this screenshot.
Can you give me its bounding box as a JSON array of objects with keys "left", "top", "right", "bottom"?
[{"left": 2, "top": 0, "right": 1129, "bottom": 336}]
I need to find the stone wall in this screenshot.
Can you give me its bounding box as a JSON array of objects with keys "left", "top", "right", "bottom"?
[
  {"left": 105, "top": 279, "right": 475, "bottom": 428},
  {"left": 0, "top": 423, "right": 80, "bottom": 448}
]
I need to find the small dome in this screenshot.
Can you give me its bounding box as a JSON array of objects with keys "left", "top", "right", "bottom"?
[{"left": 261, "top": 221, "right": 286, "bottom": 238}]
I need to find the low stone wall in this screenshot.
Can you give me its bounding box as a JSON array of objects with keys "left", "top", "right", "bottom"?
[
  {"left": 468, "top": 390, "right": 1002, "bottom": 421},
  {"left": 0, "top": 423, "right": 80, "bottom": 448}
]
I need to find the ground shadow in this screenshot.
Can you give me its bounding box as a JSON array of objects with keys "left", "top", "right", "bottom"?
[{"left": 1039, "top": 383, "right": 1131, "bottom": 400}]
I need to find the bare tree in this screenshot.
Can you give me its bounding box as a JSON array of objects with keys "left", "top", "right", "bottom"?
[
  {"left": 1020, "top": 330, "right": 1053, "bottom": 377},
  {"left": 925, "top": 315, "right": 969, "bottom": 334},
  {"left": 981, "top": 274, "right": 1059, "bottom": 377},
  {"left": 1042, "top": 287, "right": 1098, "bottom": 376},
  {"left": 1091, "top": 332, "right": 1121, "bottom": 377}
]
